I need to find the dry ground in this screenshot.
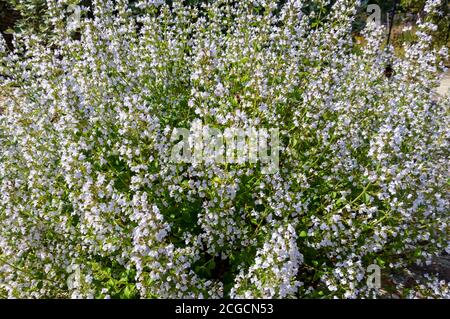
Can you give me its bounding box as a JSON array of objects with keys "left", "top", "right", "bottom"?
[{"left": 437, "top": 70, "right": 450, "bottom": 96}]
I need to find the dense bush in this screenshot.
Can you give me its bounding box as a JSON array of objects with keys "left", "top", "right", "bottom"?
[
  {"left": 0, "top": 0, "right": 449, "bottom": 298},
  {"left": 2, "top": 0, "right": 449, "bottom": 49}
]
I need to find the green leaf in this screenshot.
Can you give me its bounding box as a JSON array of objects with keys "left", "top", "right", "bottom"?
[{"left": 364, "top": 193, "right": 371, "bottom": 203}]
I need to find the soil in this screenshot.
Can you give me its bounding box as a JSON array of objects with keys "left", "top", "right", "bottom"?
[{"left": 437, "top": 70, "right": 450, "bottom": 96}]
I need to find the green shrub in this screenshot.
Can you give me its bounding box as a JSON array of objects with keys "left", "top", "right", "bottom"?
[{"left": 0, "top": 0, "right": 449, "bottom": 298}]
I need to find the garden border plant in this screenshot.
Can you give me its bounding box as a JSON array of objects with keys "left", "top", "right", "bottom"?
[{"left": 0, "top": 0, "right": 449, "bottom": 299}]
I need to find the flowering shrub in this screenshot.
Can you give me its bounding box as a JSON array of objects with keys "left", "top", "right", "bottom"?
[{"left": 0, "top": 0, "right": 449, "bottom": 298}]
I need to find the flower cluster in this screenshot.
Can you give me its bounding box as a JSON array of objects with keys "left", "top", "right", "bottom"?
[
  {"left": 0, "top": 0, "right": 448, "bottom": 298},
  {"left": 231, "top": 223, "right": 304, "bottom": 298}
]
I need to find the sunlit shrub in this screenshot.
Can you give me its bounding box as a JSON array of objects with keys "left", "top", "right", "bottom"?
[{"left": 0, "top": 0, "right": 448, "bottom": 298}]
